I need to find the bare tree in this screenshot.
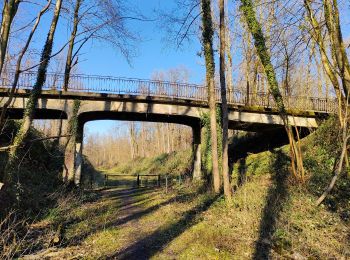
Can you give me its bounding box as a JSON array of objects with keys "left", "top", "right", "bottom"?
[
  {"left": 201, "top": 0, "right": 221, "bottom": 193},
  {"left": 0, "top": 0, "right": 20, "bottom": 75},
  {"left": 219, "top": 0, "right": 232, "bottom": 199}
]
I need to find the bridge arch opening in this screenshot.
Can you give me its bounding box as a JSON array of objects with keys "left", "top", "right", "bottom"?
[{"left": 80, "top": 119, "right": 196, "bottom": 187}]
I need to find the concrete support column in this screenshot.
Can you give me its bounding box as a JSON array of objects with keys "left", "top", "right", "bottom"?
[
  {"left": 74, "top": 141, "right": 83, "bottom": 186},
  {"left": 62, "top": 135, "right": 75, "bottom": 183},
  {"left": 74, "top": 123, "right": 84, "bottom": 186},
  {"left": 192, "top": 125, "right": 202, "bottom": 180},
  {"left": 62, "top": 106, "right": 83, "bottom": 186}
]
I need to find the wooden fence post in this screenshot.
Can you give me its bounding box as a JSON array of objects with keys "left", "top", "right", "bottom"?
[
  {"left": 158, "top": 175, "right": 161, "bottom": 187},
  {"left": 165, "top": 175, "right": 168, "bottom": 193},
  {"left": 104, "top": 174, "right": 107, "bottom": 187},
  {"left": 137, "top": 174, "right": 140, "bottom": 187}
]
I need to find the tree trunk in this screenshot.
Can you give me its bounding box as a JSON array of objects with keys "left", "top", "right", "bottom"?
[
  {"left": 3, "top": 0, "right": 63, "bottom": 186},
  {"left": 225, "top": 15, "right": 233, "bottom": 98},
  {"left": 63, "top": 0, "right": 82, "bottom": 91},
  {"left": 0, "top": 0, "right": 20, "bottom": 75},
  {"left": 219, "top": 0, "right": 232, "bottom": 199},
  {"left": 201, "top": 0, "right": 221, "bottom": 193}
]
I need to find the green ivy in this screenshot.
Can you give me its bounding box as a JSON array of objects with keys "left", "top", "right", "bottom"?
[{"left": 200, "top": 106, "right": 223, "bottom": 180}]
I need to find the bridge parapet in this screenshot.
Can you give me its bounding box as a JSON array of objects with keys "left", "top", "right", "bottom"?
[{"left": 0, "top": 71, "right": 338, "bottom": 114}]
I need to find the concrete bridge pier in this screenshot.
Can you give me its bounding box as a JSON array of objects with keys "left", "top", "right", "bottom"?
[
  {"left": 192, "top": 125, "right": 202, "bottom": 180},
  {"left": 74, "top": 122, "right": 84, "bottom": 186},
  {"left": 62, "top": 112, "right": 84, "bottom": 186}
]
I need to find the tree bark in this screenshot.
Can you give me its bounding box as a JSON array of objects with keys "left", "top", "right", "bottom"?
[
  {"left": 219, "top": 0, "right": 232, "bottom": 199},
  {"left": 0, "top": 0, "right": 20, "bottom": 75},
  {"left": 63, "top": 0, "right": 82, "bottom": 91},
  {"left": 201, "top": 0, "right": 221, "bottom": 193},
  {"left": 225, "top": 11, "right": 233, "bottom": 98}
]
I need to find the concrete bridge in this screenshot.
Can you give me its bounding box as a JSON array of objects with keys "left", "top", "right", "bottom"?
[{"left": 0, "top": 71, "right": 337, "bottom": 182}]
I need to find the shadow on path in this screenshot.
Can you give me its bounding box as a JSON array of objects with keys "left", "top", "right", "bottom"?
[
  {"left": 252, "top": 150, "right": 291, "bottom": 259},
  {"left": 65, "top": 187, "right": 202, "bottom": 248},
  {"left": 113, "top": 194, "right": 219, "bottom": 260}
]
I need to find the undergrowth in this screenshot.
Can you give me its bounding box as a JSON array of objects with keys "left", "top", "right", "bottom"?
[
  {"left": 0, "top": 121, "right": 63, "bottom": 218},
  {"left": 103, "top": 149, "right": 192, "bottom": 177}
]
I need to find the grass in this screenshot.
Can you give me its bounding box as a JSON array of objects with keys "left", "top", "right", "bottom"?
[{"left": 102, "top": 149, "right": 192, "bottom": 177}]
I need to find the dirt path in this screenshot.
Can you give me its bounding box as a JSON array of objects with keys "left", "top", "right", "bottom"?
[{"left": 22, "top": 186, "right": 180, "bottom": 259}]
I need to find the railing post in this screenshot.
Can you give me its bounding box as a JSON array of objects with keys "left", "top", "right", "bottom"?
[
  {"left": 158, "top": 175, "right": 161, "bottom": 187},
  {"left": 137, "top": 174, "right": 140, "bottom": 187}
]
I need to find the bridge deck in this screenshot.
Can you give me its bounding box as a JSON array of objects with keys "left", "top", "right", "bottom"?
[{"left": 0, "top": 71, "right": 337, "bottom": 114}]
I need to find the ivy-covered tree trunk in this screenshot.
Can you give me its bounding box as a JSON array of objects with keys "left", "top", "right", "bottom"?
[
  {"left": 3, "top": 0, "right": 63, "bottom": 186},
  {"left": 219, "top": 0, "right": 232, "bottom": 199},
  {"left": 240, "top": 0, "right": 305, "bottom": 181},
  {"left": 201, "top": 0, "right": 221, "bottom": 193},
  {"left": 0, "top": 0, "right": 20, "bottom": 75}
]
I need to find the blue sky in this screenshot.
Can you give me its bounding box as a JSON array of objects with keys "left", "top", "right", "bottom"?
[{"left": 78, "top": 1, "right": 204, "bottom": 81}]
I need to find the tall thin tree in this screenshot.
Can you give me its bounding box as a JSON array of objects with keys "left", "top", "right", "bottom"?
[
  {"left": 201, "top": 0, "right": 221, "bottom": 193},
  {"left": 219, "top": 0, "right": 232, "bottom": 199},
  {"left": 0, "top": 0, "right": 20, "bottom": 75}
]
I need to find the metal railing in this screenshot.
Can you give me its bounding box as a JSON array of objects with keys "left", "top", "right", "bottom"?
[{"left": 0, "top": 71, "right": 338, "bottom": 113}]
